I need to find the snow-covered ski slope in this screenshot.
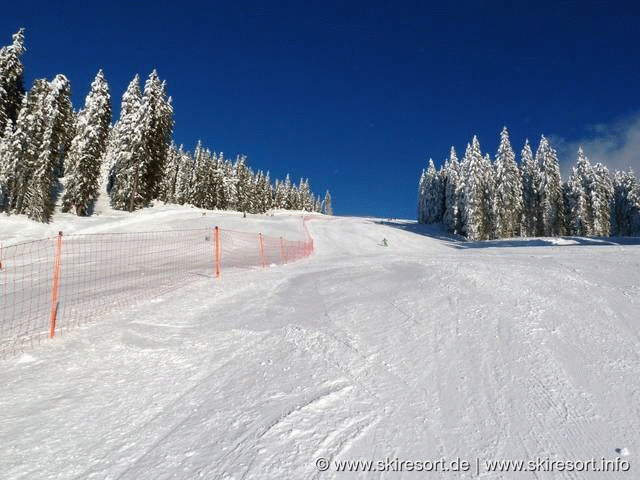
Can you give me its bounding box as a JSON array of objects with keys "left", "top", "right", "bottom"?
[{"left": 1, "top": 207, "right": 639, "bottom": 479}]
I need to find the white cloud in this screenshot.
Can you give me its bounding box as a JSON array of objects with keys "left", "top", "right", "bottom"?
[{"left": 551, "top": 112, "right": 640, "bottom": 177}]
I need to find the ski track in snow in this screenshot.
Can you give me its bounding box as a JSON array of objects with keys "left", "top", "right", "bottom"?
[{"left": 1, "top": 210, "right": 639, "bottom": 479}]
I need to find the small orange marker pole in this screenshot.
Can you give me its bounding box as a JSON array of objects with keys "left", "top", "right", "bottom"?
[
  {"left": 50, "top": 231, "right": 63, "bottom": 339},
  {"left": 215, "top": 226, "right": 220, "bottom": 278}
]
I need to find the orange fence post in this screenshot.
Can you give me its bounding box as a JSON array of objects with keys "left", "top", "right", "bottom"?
[
  {"left": 50, "top": 231, "right": 63, "bottom": 339},
  {"left": 259, "top": 233, "right": 267, "bottom": 267},
  {"left": 215, "top": 226, "right": 220, "bottom": 278}
]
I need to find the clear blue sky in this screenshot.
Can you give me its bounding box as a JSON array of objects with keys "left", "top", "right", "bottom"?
[{"left": 2, "top": 1, "right": 640, "bottom": 218}]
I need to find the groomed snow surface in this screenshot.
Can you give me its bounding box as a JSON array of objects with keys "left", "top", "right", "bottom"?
[{"left": 1, "top": 206, "right": 639, "bottom": 479}]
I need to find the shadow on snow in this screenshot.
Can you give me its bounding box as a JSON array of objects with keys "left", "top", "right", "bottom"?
[{"left": 374, "top": 220, "right": 640, "bottom": 250}]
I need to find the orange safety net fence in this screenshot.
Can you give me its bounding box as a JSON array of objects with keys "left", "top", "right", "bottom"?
[{"left": 0, "top": 224, "right": 314, "bottom": 357}]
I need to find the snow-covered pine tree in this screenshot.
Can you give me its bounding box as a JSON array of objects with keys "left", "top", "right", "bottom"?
[
  {"left": 301, "top": 179, "right": 312, "bottom": 211},
  {"left": 463, "top": 136, "right": 492, "bottom": 240},
  {"left": 8, "top": 85, "right": 47, "bottom": 214},
  {"left": 202, "top": 150, "right": 220, "bottom": 210},
  {"left": 456, "top": 145, "right": 469, "bottom": 236},
  {"left": 190, "top": 140, "right": 209, "bottom": 208},
  {"left": 158, "top": 142, "right": 180, "bottom": 203},
  {"left": 139, "top": 71, "right": 173, "bottom": 205},
  {"left": 442, "top": 147, "right": 461, "bottom": 233},
  {"left": 323, "top": 190, "right": 333, "bottom": 215},
  {"left": 520, "top": 139, "right": 540, "bottom": 237},
  {"left": 200, "top": 145, "right": 219, "bottom": 210},
  {"left": 315, "top": 191, "right": 322, "bottom": 212},
  {"left": 173, "top": 145, "right": 194, "bottom": 205},
  {"left": 417, "top": 168, "right": 427, "bottom": 223},
  {"left": 222, "top": 155, "right": 238, "bottom": 210},
  {"left": 107, "top": 75, "right": 145, "bottom": 211},
  {"left": 493, "top": 127, "right": 522, "bottom": 238},
  {"left": 0, "top": 28, "right": 26, "bottom": 135},
  {"left": 568, "top": 147, "right": 595, "bottom": 236},
  {"left": 610, "top": 171, "right": 627, "bottom": 236},
  {"left": 307, "top": 180, "right": 317, "bottom": 211},
  {"left": 462, "top": 142, "right": 478, "bottom": 238},
  {"left": 627, "top": 173, "right": 640, "bottom": 234},
  {"left": 253, "top": 170, "right": 264, "bottom": 213},
  {"left": 283, "top": 176, "right": 294, "bottom": 210},
  {"left": 263, "top": 171, "right": 274, "bottom": 212},
  {"left": 62, "top": 70, "right": 111, "bottom": 215},
  {"left": 0, "top": 119, "right": 13, "bottom": 209},
  {"left": 22, "top": 123, "right": 55, "bottom": 221},
  {"left": 253, "top": 170, "right": 272, "bottom": 213},
  {"left": 481, "top": 152, "right": 496, "bottom": 238},
  {"left": 2, "top": 92, "right": 36, "bottom": 213},
  {"left": 536, "top": 136, "right": 564, "bottom": 236},
  {"left": 47, "top": 75, "right": 74, "bottom": 177},
  {"left": 251, "top": 170, "right": 263, "bottom": 213},
  {"left": 564, "top": 179, "right": 579, "bottom": 237},
  {"left": 234, "top": 154, "right": 253, "bottom": 214},
  {"left": 611, "top": 170, "right": 640, "bottom": 236},
  {"left": 298, "top": 178, "right": 314, "bottom": 212},
  {"left": 265, "top": 171, "right": 275, "bottom": 211},
  {"left": 422, "top": 159, "right": 444, "bottom": 223},
  {"left": 210, "top": 152, "right": 226, "bottom": 209},
  {"left": 438, "top": 162, "right": 448, "bottom": 221},
  {"left": 562, "top": 182, "right": 575, "bottom": 236},
  {"left": 591, "top": 162, "right": 613, "bottom": 237},
  {"left": 102, "top": 120, "right": 118, "bottom": 193},
  {"left": 288, "top": 183, "right": 300, "bottom": 210},
  {"left": 252, "top": 172, "right": 261, "bottom": 212},
  {"left": 274, "top": 178, "right": 287, "bottom": 209},
  {"left": 279, "top": 174, "right": 291, "bottom": 209},
  {"left": 7, "top": 76, "right": 74, "bottom": 221}
]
